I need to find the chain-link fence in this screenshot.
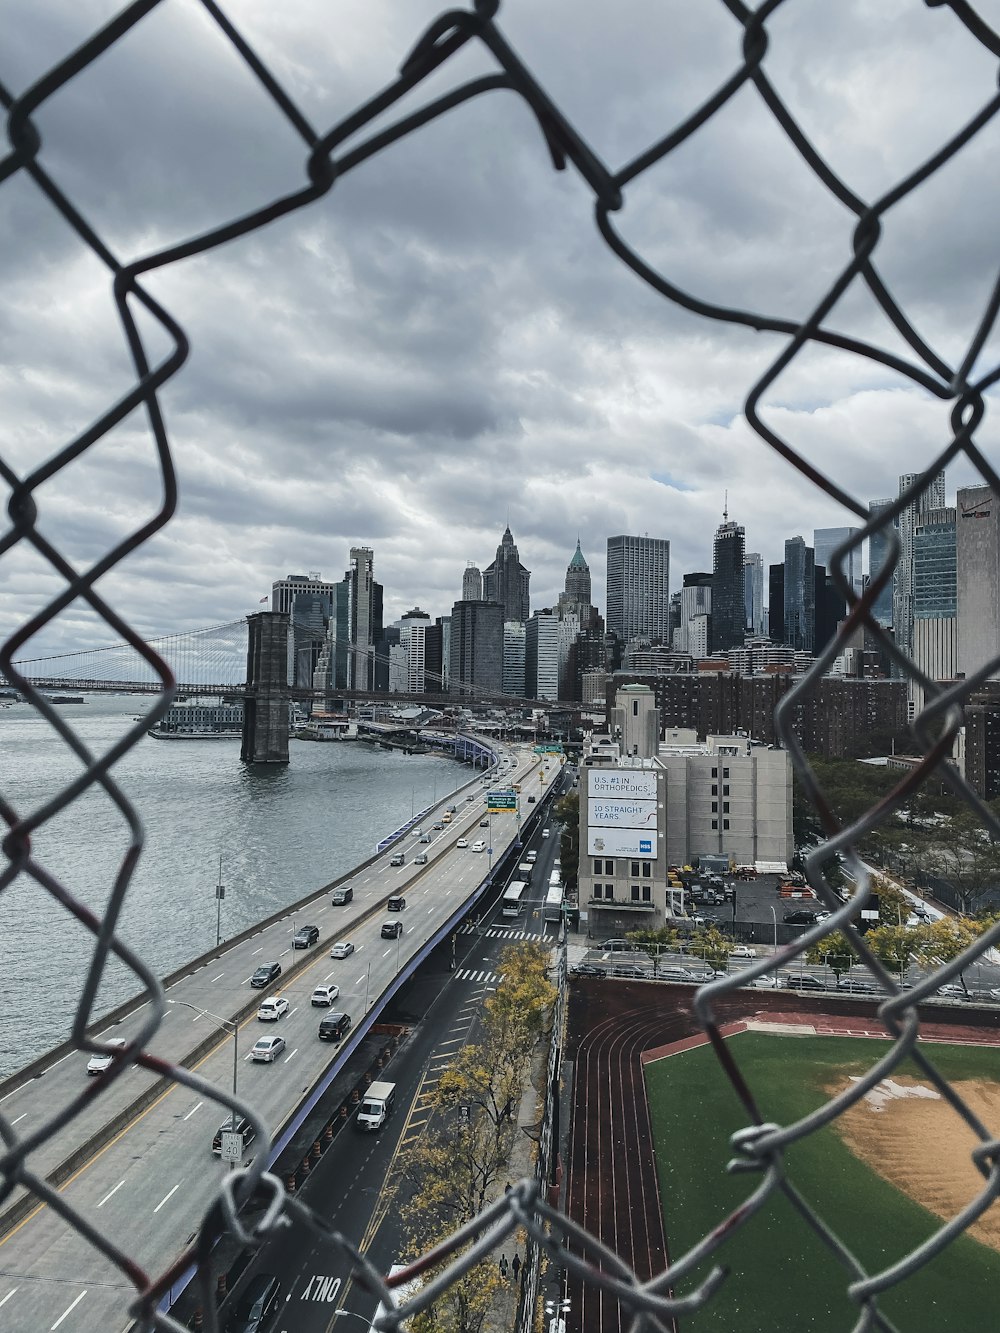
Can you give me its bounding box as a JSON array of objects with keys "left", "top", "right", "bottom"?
[{"left": 4, "top": 2, "right": 1000, "bottom": 1330}]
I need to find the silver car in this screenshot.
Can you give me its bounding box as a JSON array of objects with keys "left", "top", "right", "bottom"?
[{"left": 250, "top": 1035, "right": 286, "bottom": 1063}]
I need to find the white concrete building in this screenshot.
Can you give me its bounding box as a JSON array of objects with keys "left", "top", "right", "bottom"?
[
  {"left": 526, "top": 610, "right": 560, "bottom": 700},
  {"left": 656, "top": 734, "right": 793, "bottom": 867},
  {"left": 576, "top": 687, "right": 793, "bottom": 937}
]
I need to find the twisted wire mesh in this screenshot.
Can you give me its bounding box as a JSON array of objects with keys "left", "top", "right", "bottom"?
[{"left": 2, "top": 1, "right": 1000, "bottom": 1330}]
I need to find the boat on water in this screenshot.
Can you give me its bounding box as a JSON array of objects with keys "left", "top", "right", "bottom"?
[{"left": 147, "top": 728, "right": 241, "bottom": 740}]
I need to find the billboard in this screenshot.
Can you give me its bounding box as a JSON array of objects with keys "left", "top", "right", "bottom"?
[
  {"left": 589, "top": 769, "right": 657, "bottom": 800},
  {"left": 588, "top": 797, "right": 658, "bottom": 829},
  {"left": 587, "top": 827, "right": 657, "bottom": 858}
]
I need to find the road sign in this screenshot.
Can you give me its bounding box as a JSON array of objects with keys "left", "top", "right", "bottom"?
[
  {"left": 487, "top": 789, "right": 517, "bottom": 810},
  {"left": 220, "top": 1130, "right": 244, "bottom": 1163}
]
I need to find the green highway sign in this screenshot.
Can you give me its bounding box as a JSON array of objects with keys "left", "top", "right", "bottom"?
[
  {"left": 533, "top": 744, "right": 564, "bottom": 754},
  {"left": 487, "top": 788, "right": 517, "bottom": 810}
]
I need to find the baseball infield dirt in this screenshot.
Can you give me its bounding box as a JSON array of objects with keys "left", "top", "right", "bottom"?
[{"left": 834, "top": 1075, "right": 1000, "bottom": 1251}]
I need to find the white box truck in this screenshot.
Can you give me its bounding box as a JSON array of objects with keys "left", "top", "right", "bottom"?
[{"left": 357, "top": 1080, "right": 396, "bottom": 1131}]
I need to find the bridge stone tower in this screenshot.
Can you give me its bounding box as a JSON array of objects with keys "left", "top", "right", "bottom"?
[{"left": 242, "top": 612, "right": 290, "bottom": 765}]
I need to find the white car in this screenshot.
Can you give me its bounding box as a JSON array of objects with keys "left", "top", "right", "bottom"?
[
  {"left": 330, "top": 941, "right": 355, "bottom": 958},
  {"left": 456, "top": 838, "right": 469, "bottom": 849},
  {"left": 250, "top": 1035, "right": 286, "bottom": 1063},
  {"left": 471, "top": 840, "right": 486, "bottom": 853},
  {"left": 311, "top": 984, "right": 341, "bottom": 1006},
  {"left": 86, "top": 1037, "right": 128, "bottom": 1075},
  {"left": 730, "top": 945, "right": 757, "bottom": 959},
  {"left": 542, "top": 828, "right": 550, "bottom": 838},
  {"left": 526, "top": 851, "right": 537, "bottom": 863},
  {"left": 257, "top": 997, "right": 289, "bottom": 1022}
]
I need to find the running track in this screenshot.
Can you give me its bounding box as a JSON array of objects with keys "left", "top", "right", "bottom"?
[{"left": 562, "top": 981, "right": 1000, "bottom": 1333}]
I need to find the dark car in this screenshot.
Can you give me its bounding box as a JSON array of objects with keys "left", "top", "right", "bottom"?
[
  {"left": 782, "top": 974, "right": 827, "bottom": 991},
  {"left": 387, "top": 896, "right": 406, "bottom": 912},
  {"left": 571, "top": 964, "right": 608, "bottom": 978},
  {"left": 381, "top": 920, "right": 403, "bottom": 939},
  {"left": 527, "top": 795, "right": 536, "bottom": 803},
  {"left": 318, "top": 1011, "right": 352, "bottom": 1043},
  {"left": 610, "top": 964, "right": 648, "bottom": 979},
  {"left": 783, "top": 909, "right": 819, "bottom": 925},
  {"left": 250, "top": 962, "right": 281, "bottom": 988},
  {"left": 292, "top": 925, "right": 319, "bottom": 949},
  {"left": 837, "top": 978, "right": 881, "bottom": 995},
  {"left": 212, "top": 1113, "right": 257, "bottom": 1156},
  {"left": 227, "top": 1273, "right": 281, "bottom": 1333}
]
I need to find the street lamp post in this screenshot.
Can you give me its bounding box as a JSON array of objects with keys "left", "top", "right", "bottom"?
[
  {"left": 168, "top": 999, "right": 240, "bottom": 1167},
  {"left": 215, "top": 855, "right": 225, "bottom": 949},
  {"left": 769, "top": 905, "right": 777, "bottom": 954}
]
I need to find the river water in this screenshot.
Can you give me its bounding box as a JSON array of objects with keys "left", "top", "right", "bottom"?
[{"left": 0, "top": 696, "right": 470, "bottom": 1077}]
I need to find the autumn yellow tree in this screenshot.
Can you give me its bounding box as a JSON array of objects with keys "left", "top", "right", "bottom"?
[{"left": 393, "top": 942, "right": 555, "bottom": 1333}]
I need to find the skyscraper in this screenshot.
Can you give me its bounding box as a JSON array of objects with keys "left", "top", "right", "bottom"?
[
  {"left": 482, "top": 526, "right": 530, "bottom": 623},
  {"left": 783, "top": 536, "right": 815, "bottom": 652},
  {"left": 813, "top": 527, "right": 861, "bottom": 595},
  {"left": 502, "top": 621, "right": 526, "bottom": 697},
  {"left": 525, "top": 610, "right": 560, "bottom": 700},
  {"left": 743, "top": 553, "right": 764, "bottom": 635},
  {"left": 462, "top": 562, "right": 483, "bottom": 601},
  {"left": 558, "top": 540, "right": 596, "bottom": 625},
  {"left": 675, "top": 572, "right": 712, "bottom": 654},
  {"left": 768, "top": 564, "right": 785, "bottom": 643},
  {"left": 711, "top": 514, "right": 746, "bottom": 654},
  {"left": 956, "top": 485, "right": 1000, "bottom": 681},
  {"left": 606, "top": 535, "right": 671, "bottom": 643},
  {"left": 894, "top": 470, "right": 947, "bottom": 656},
  {"left": 867, "top": 499, "right": 895, "bottom": 627},
  {"left": 912, "top": 506, "right": 957, "bottom": 710},
  {"left": 449, "top": 600, "right": 504, "bottom": 697},
  {"left": 346, "top": 547, "right": 383, "bottom": 691}
]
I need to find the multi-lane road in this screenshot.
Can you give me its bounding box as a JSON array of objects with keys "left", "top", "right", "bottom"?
[
  {"left": 216, "top": 821, "right": 568, "bottom": 1333},
  {"left": 0, "top": 744, "right": 557, "bottom": 1333}
]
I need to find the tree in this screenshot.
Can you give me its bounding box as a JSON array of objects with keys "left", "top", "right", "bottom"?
[
  {"left": 626, "top": 926, "right": 679, "bottom": 976},
  {"left": 869, "top": 875, "right": 913, "bottom": 927},
  {"left": 805, "top": 930, "right": 855, "bottom": 983},
  {"left": 687, "top": 925, "right": 734, "bottom": 972},
  {"left": 921, "top": 806, "right": 1000, "bottom": 914},
  {"left": 553, "top": 791, "right": 579, "bottom": 888},
  {"left": 913, "top": 917, "right": 981, "bottom": 995},
  {"left": 864, "top": 924, "right": 925, "bottom": 983},
  {"left": 393, "top": 942, "right": 552, "bottom": 1333}
]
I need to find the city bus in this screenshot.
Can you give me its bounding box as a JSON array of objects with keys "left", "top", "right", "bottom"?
[
  {"left": 501, "top": 880, "right": 529, "bottom": 918},
  {"left": 543, "top": 882, "right": 564, "bottom": 923}
]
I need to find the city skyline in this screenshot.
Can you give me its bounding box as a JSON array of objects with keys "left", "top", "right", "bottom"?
[{"left": 2, "top": 5, "right": 995, "bottom": 658}]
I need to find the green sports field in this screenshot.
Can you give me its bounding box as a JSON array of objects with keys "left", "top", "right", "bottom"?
[{"left": 644, "top": 1033, "right": 1000, "bottom": 1332}]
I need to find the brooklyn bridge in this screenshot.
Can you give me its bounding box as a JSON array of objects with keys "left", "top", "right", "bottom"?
[{"left": 4, "top": 612, "right": 562, "bottom": 764}]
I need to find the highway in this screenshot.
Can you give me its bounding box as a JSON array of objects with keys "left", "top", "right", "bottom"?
[
  {"left": 214, "top": 814, "right": 567, "bottom": 1333},
  {"left": 0, "top": 744, "right": 558, "bottom": 1332}
]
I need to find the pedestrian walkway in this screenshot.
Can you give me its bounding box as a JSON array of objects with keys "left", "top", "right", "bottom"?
[
  {"left": 459, "top": 925, "right": 552, "bottom": 940},
  {"left": 454, "top": 968, "right": 506, "bottom": 985}
]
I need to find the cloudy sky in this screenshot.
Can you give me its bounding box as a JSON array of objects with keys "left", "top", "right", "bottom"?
[{"left": 3, "top": 0, "right": 1000, "bottom": 663}]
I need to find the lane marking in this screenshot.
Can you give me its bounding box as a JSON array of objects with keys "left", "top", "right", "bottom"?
[
  {"left": 97, "top": 1181, "right": 125, "bottom": 1208},
  {"left": 285, "top": 1049, "right": 298, "bottom": 1062},
  {"left": 252, "top": 947, "right": 263, "bottom": 955},
  {"left": 51, "top": 1291, "right": 87, "bottom": 1329},
  {"left": 210, "top": 973, "right": 225, "bottom": 983},
  {"left": 153, "top": 1184, "right": 180, "bottom": 1214},
  {"left": 10, "top": 1113, "right": 26, "bottom": 1126},
  {"left": 0, "top": 1289, "right": 18, "bottom": 1309},
  {"left": 182, "top": 1101, "right": 203, "bottom": 1122}
]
